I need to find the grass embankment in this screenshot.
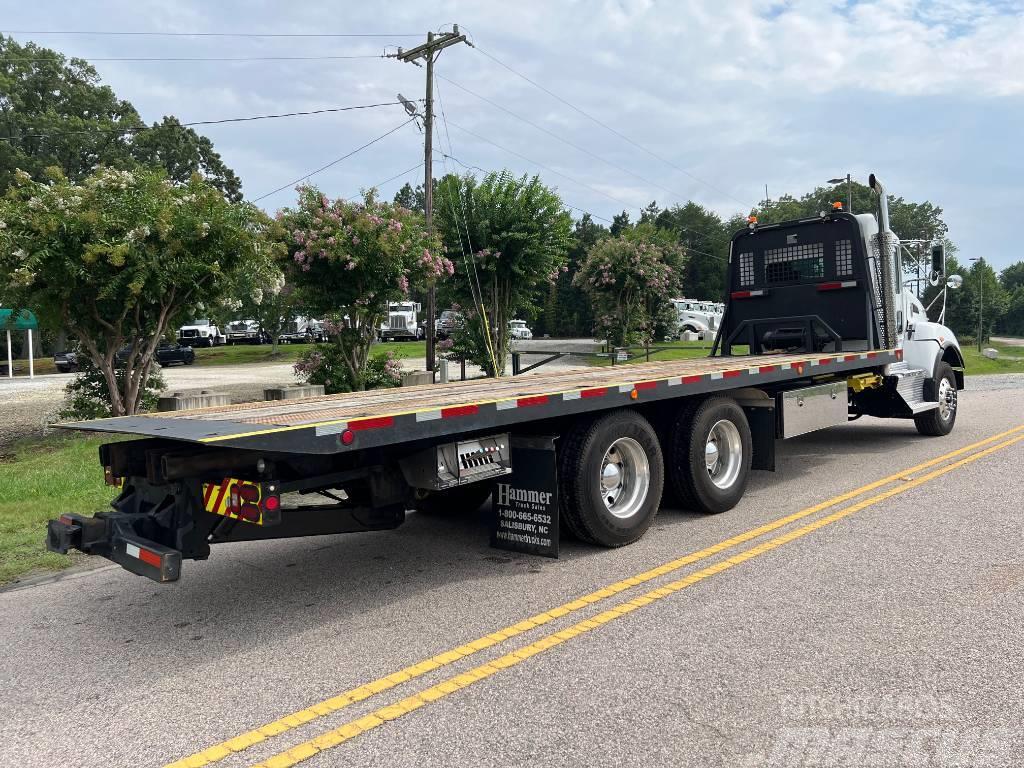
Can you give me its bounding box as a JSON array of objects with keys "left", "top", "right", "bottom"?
[
  {"left": 0, "top": 432, "right": 115, "bottom": 585},
  {"left": 957, "top": 343, "right": 1024, "bottom": 375}
]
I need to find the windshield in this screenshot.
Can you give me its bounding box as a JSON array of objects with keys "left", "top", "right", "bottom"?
[
  {"left": 391, "top": 304, "right": 415, "bottom": 312},
  {"left": 187, "top": 318, "right": 210, "bottom": 326}
]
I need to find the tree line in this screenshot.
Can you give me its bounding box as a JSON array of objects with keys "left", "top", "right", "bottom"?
[{"left": 2, "top": 36, "right": 1023, "bottom": 418}]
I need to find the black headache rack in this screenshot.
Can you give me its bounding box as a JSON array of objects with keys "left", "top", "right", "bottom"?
[{"left": 714, "top": 212, "right": 883, "bottom": 357}]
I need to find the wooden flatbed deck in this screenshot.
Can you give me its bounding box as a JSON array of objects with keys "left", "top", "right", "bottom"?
[{"left": 64, "top": 350, "right": 899, "bottom": 454}]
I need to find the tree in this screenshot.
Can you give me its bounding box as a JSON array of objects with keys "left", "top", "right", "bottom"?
[
  {"left": 540, "top": 213, "right": 606, "bottom": 337},
  {"left": 610, "top": 210, "right": 632, "bottom": 236},
  {"left": 0, "top": 36, "right": 141, "bottom": 192},
  {"left": 279, "top": 186, "right": 446, "bottom": 390},
  {"left": 654, "top": 201, "right": 731, "bottom": 301},
  {"left": 575, "top": 229, "right": 685, "bottom": 345},
  {"left": 998, "top": 261, "right": 1024, "bottom": 336},
  {"left": 391, "top": 179, "right": 436, "bottom": 214},
  {"left": 0, "top": 166, "right": 267, "bottom": 415},
  {"left": 435, "top": 171, "right": 572, "bottom": 375},
  {"left": 131, "top": 116, "right": 243, "bottom": 202},
  {"left": 0, "top": 36, "right": 242, "bottom": 199},
  {"left": 223, "top": 267, "right": 299, "bottom": 353}
]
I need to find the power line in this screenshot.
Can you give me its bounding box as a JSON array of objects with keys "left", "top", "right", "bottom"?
[
  {"left": 437, "top": 73, "right": 720, "bottom": 248},
  {"left": 252, "top": 117, "right": 417, "bottom": 203},
  {"left": 444, "top": 117, "right": 648, "bottom": 216},
  {"left": 0, "top": 100, "right": 414, "bottom": 142},
  {"left": 473, "top": 44, "right": 753, "bottom": 211},
  {"left": 347, "top": 162, "right": 424, "bottom": 201},
  {"left": 0, "top": 30, "right": 423, "bottom": 38},
  {"left": 0, "top": 54, "right": 385, "bottom": 62}
]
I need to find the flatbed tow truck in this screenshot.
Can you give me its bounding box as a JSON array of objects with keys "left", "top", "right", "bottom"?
[{"left": 47, "top": 176, "right": 965, "bottom": 582}]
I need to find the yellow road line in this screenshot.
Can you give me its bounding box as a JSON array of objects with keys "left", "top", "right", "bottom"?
[
  {"left": 253, "top": 432, "right": 1024, "bottom": 768},
  {"left": 164, "top": 423, "right": 1024, "bottom": 768}
]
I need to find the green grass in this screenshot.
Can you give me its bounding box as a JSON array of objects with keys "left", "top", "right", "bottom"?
[
  {"left": 959, "top": 342, "right": 1024, "bottom": 376},
  {"left": 585, "top": 341, "right": 717, "bottom": 367},
  {"left": 191, "top": 339, "right": 428, "bottom": 367},
  {"left": 0, "top": 432, "right": 117, "bottom": 585}
]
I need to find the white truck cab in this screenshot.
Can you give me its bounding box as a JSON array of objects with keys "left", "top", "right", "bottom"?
[
  {"left": 380, "top": 302, "right": 424, "bottom": 342},
  {"left": 177, "top": 319, "right": 225, "bottom": 348}
]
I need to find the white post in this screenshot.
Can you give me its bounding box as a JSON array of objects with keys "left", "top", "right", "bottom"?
[
  {"left": 5, "top": 329, "right": 11, "bottom": 378},
  {"left": 27, "top": 328, "right": 34, "bottom": 378}
]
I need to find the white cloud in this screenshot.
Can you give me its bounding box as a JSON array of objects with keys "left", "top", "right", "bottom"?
[{"left": 7, "top": 0, "right": 1024, "bottom": 266}]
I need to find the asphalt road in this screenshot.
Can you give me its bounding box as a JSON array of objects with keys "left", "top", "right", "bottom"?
[{"left": 2, "top": 381, "right": 1022, "bottom": 767}]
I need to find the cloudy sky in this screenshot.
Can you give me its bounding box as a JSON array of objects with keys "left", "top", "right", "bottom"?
[{"left": 6, "top": 0, "right": 1024, "bottom": 269}]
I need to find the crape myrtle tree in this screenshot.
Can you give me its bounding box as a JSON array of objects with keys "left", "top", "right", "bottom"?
[
  {"left": 280, "top": 185, "right": 447, "bottom": 390},
  {"left": 0, "top": 166, "right": 268, "bottom": 415},
  {"left": 575, "top": 225, "right": 686, "bottom": 346},
  {"left": 435, "top": 171, "right": 572, "bottom": 375}
]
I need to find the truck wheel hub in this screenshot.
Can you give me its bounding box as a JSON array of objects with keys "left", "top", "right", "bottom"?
[
  {"left": 599, "top": 438, "right": 650, "bottom": 519},
  {"left": 705, "top": 420, "right": 742, "bottom": 490}
]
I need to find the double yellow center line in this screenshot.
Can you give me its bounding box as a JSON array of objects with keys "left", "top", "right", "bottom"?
[{"left": 167, "top": 424, "right": 1024, "bottom": 768}]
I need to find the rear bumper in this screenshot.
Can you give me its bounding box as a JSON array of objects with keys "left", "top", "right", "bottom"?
[{"left": 47, "top": 512, "right": 182, "bottom": 582}]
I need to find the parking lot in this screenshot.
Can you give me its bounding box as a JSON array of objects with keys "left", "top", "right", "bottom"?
[{"left": 2, "top": 376, "right": 1021, "bottom": 768}]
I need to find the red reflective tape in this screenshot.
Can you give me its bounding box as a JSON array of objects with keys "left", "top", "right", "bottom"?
[
  {"left": 730, "top": 290, "right": 751, "bottom": 299},
  {"left": 816, "top": 282, "right": 842, "bottom": 291},
  {"left": 59, "top": 514, "right": 74, "bottom": 526},
  {"left": 211, "top": 478, "right": 230, "bottom": 514},
  {"left": 202, "top": 483, "right": 214, "bottom": 506},
  {"left": 867, "top": 351, "right": 878, "bottom": 359},
  {"left": 682, "top": 375, "right": 703, "bottom": 384},
  {"left": 723, "top": 370, "right": 742, "bottom": 379},
  {"left": 895, "top": 349, "right": 903, "bottom": 360},
  {"left": 581, "top": 387, "right": 608, "bottom": 398},
  {"left": 517, "top": 395, "right": 549, "bottom": 407},
  {"left": 818, "top": 358, "right": 833, "bottom": 365},
  {"left": 441, "top": 405, "right": 479, "bottom": 419},
  {"left": 759, "top": 365, "right": 776, "bottom": 374},
  {"left": 634, "top": 381, "right": 658, "bottom": 391},
  {"left": 844, "top": 355, "right": 858, "bottom": 362},
  {"left": 349, "top": 416, "right": 394, "bottom": 431},
  {"left": 138, "top": 548, "right": 162, "bottom": 568}
]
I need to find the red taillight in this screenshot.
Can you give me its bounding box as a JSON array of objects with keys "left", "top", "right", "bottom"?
[
  {"left": 239, "top": 484, "right": 259, "bottom": 502},
  {"left": 263, "top": 494, "right": 280, "bottom": 511},
  {"left": 340, "top": 429, "right": 355, "bottom": 446},
  {"left": 229, "top": 486, "right": 241, "bottom": 513}
]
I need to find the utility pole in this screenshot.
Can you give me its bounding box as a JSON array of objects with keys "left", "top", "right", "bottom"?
[{"left": 391, "top": 26, "right": 470, "bottom": 375}]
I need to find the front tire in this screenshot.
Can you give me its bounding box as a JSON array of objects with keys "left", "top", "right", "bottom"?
[
  {"left": 558, "top": 410, "right": 664, "bottom": 547},
  {"left": 914, "top": 362, "right": 958, "bottom": 436},
  {"left": 668, "top": 396, "right": 752, "bottom": 514}
]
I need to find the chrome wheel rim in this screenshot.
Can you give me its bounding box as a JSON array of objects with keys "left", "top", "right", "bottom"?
[
  {"left": 599, "top": 437, "right": 650, "bottom": 520},
  {"left": 705, "top": 419, "right": 743, "bottom": 490},
  {"left": 938, "top": 377, "right": 957, "bottom": 421}
]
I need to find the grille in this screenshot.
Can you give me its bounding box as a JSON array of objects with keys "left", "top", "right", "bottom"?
[
  {"left": 389, "top": 316, "right": 408, "bottom": 330},
  {"left": 738, "top": 252, "right": 755, "bottom": 286},
  {"left": 764, "top": 243, "right": 824, "bottom": 284},
  {"left": 180, "top": 329, "right": 198, "bottom": 338},
  {"left": 835, "top": 239, "right": 853, "bottom": 276}
]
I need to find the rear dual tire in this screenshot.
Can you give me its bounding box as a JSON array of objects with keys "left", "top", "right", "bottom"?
[
  {"left": 667, "top": 397, "right": 752, "bottom": 515},
  {"left": 559, "top": 410, "right": 664, "bottom": 547}
]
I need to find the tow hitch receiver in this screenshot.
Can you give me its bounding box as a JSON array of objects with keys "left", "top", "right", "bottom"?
[{"left": 47, "top": 512, "right": 182, "bottom": 582}]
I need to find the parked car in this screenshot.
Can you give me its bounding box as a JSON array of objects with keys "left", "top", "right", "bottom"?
[
  {"left": 115, "top": 342, "right": 195, "bottom": 367},
  {"left": 436, "top": 309, "right": 464, "bottom": 340},
  {"left": 509, "top": 319, "right": 533, "bottom": 340},
  {"left": 54, "top": 350, "right": 79, "bottom": 373},
  {"left": 177, "top": 319, "right": 225, "bottom": 347}
]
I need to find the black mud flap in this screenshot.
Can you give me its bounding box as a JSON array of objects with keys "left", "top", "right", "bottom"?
[
  {"left": 47, "top": 513, "right": 182, "bottom": 583},
  {"left": 490, "top": 435, "right": 559, "bottom": 559}
]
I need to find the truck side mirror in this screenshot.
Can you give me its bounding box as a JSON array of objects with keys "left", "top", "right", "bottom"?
[
  {"left": 415, "top": 303, "right": 422, "bottom": 313},
  {"left": 930, "top": 244, "right": 945, "bottom": 276}
]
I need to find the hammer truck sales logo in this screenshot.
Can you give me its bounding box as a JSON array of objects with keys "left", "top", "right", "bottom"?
[{"left": 496, "top": 482, "right": 552, "bottom": 509}]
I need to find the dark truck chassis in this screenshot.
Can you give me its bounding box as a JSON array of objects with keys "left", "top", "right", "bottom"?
[{"left": 47, "top": 350, "right": 907, "bottom": 582}]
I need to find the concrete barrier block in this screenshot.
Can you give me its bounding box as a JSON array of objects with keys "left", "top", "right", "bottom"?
[
  {"left": 158, "top": 391, "right": 232, "bottom": 411},
  {"left": 402, "top": 370, "right": 434, "bottom": 387},
  {"left": 264, "top": 384, "right": 326, "bottom": 401}
]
